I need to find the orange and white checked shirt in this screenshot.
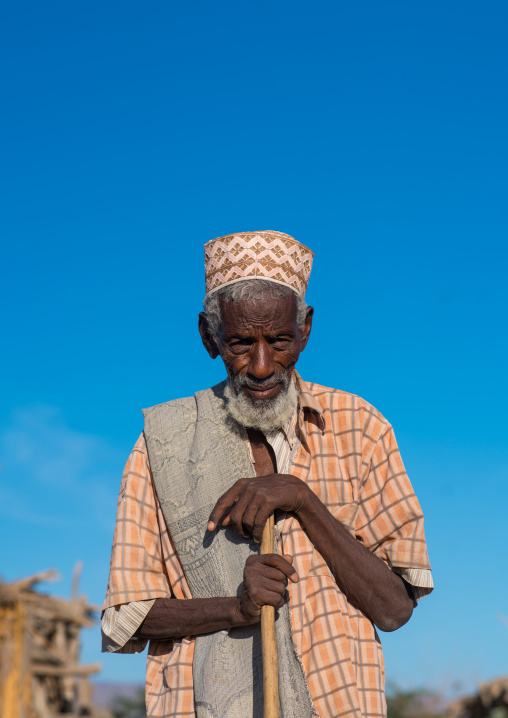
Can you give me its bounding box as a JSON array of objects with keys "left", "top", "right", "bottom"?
[{"left": 102, "top": 374, "right": 433, "bottom": 718}]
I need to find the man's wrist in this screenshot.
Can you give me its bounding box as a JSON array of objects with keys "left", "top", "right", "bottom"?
[
  {"left": 230, "top": 597, "right": 257, "bottom": 628},
  {"left": 293, "top": 480, "right": 320, "bottom": 523}
]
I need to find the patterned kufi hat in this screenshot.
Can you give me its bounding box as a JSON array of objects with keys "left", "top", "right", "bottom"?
[{"left": 204, "top": 230, "right": 314, "bottom": 298}]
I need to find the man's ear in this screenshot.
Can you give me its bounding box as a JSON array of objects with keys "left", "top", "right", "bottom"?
[
  {"left": 300, "top": 306, "right": 314, "bottom": 351},
  {"left": 198, "top": 312, "right": 220, "bottom": 359}
]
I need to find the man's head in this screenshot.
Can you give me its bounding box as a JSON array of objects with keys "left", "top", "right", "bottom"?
[
  {"left": 199, "top": 279, "right": 313, "bottom": 432},
  {"left": 199, "top": 230, "right": 314, "bottom": 432}
]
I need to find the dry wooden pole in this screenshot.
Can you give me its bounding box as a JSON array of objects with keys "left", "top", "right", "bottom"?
[
  {"left": 71, "top": 561, "right": 83, "bottom": 600},
  {"left": 260, "top": 513, "right": 279, "bottom": 718}
]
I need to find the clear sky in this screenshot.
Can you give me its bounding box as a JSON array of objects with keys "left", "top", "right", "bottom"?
[{"left": 1, "top": 0, "right": 507, "bottom": 698}]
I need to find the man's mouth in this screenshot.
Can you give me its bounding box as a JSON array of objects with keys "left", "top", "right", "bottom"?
[
  {"left": 230, "top": 369, "right": 290, "bottom": 403},
  {"left": 242, "top": 383, "right": 281, "bottom": 400}
]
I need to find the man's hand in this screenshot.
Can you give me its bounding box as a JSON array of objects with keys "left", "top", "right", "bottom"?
[
  {"left": 207, "top": 474, "right": 310, "bottom": 543},
  {"left": 237, "top": 553, "right": 299, "bottom": 623}
]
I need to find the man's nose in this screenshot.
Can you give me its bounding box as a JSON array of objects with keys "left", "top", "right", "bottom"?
[{"left": 248, "top": 340, "right": 275, "bottom": 380}]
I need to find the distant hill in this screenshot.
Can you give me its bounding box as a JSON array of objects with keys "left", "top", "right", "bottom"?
[{"left": 92, "top": 682, "right": 144, "bottom": 708}]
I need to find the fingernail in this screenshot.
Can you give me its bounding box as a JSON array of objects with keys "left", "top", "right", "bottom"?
[{"left": 207, "top": 521, "right": 215, "bottom": 532}]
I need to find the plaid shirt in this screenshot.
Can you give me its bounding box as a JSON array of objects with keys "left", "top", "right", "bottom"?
[{"left": 103, "top": 374, "right": 433, "bottom": 718}]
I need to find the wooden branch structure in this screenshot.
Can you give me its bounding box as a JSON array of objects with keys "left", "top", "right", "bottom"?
[{"left": 0, "top": 569, "right": 109, "bottom": 718}]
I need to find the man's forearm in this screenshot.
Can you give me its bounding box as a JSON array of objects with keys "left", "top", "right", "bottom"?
[
  {"left": 297, "top": 488, "right": 414, "bottom": 632},
  {"left": 136, "top": 597, "right": 252, "bottom": 640}
]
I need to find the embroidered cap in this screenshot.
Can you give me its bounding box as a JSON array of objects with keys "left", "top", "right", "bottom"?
[{"left": 204, "top": 230, "right": 314, "bottom": 298}]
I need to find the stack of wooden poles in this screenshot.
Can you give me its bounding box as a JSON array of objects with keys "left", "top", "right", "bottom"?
[{"left": 0, "top": 568, "right": 104, "bottom": 718}]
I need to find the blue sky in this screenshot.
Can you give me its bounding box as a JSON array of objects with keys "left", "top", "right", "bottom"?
[{"left": 1, "top": 0, "right": 507, "bottom": 697}]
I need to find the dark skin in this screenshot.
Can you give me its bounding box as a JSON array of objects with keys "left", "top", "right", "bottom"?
[{"left": 137, "top": 294, "right": 414, "bottom": 641}]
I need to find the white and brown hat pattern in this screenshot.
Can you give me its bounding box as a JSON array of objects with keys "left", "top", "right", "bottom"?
[{"left": 204, "top": 230, "right": 314, "bottom": 298}]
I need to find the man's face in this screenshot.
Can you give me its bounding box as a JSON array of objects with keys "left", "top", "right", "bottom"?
[{"left": 208, "top": 293, "right": 313, "bottom": 403}]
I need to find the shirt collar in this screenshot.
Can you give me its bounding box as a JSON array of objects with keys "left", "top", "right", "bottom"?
[{"left": 293, "top": 370, "right": 326, "bottom": 433}]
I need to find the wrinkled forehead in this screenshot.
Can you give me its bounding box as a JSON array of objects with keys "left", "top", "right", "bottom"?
[{"left": 219, "top": 292, "right": 298, "bottom": 333}]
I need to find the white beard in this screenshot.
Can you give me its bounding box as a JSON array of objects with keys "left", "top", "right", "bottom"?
[{"left": 223, "top": 377, "right": 298, "bottom": 433}]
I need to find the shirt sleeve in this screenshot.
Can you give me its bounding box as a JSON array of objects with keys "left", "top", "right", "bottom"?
[
  {"left": 355, "top": 424, "right": 433, "bottom": 599},
  {"left": 392, "top": 567, "right": 434, "bottom": 600},
  {"left": 101, "top": 600, "right": 155, "bottom": 654},
  {"left": 102, "top": 434, "right": 173, "bottom": 611}
]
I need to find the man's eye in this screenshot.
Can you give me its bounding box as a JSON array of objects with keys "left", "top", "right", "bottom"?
[
  {"left": 271, "top": 338, "right": 290, "bottom": 348},
  {"left": 229, "top": 339, "right": 251, "bottom": 350}
]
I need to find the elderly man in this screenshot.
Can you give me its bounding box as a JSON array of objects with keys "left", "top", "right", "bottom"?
[{"left": 102, "top": 231, "right": 433, "bottom": 718}]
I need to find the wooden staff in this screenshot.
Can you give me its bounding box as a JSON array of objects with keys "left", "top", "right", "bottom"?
[{"left": 260, "top": 513, "right": 279, "bottom": 718}]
